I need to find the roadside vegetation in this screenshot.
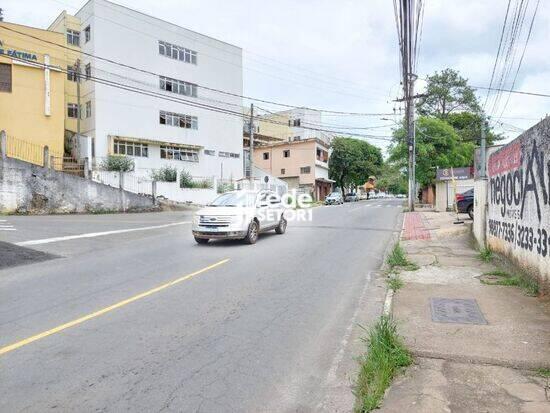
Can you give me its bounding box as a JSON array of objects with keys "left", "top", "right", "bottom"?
[
  {"left": 150, "top": 165, "right": 177, "bottom": 182},
  {"left": 386, "top": 274, "right": 404, "bottom": 291},
  {"left": 480, "top": 269, "right": 539, "bottom": 296},
  {"left": 179, "top": 170, "right": 213, "bottom": 189},
  {"left": 387, "top": 243, "right": 418, "bottom": 271},
  {"left": 478, "top": 247, "right": 493, "bottom": 262},
  {"left": 101, "top": 155, "right": 135, "bottom": 172},
  {"left": 355, "top": 316, "right": 412, "bottom": 412},
  {"left": 536, "top": 368, "right": 550, "bottom": 378}
]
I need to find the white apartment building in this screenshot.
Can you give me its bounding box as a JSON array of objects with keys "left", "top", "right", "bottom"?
[
  {"left": 281, "top": 107, "right": 332, "bottom": 145},
  {"left": 52, "top": 0, "right": 244, "bottom": 179}
]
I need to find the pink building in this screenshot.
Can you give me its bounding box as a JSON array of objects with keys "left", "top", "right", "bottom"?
[{"left": 253, "top": 138, "right": 333, "bottom": 200}]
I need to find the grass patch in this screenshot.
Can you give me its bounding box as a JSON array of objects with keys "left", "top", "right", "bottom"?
[
  {"left": 536, "top": 368, "right": 550, "bottom": 378},
  {"left": 355, "top": 316, "right": 412, "bottom": 412},
  {"left": 483, "top": 269, "right": 510, "bottom": 277},
  {"left": 478, "top": 247, "right": 493, "bottom": 262},
  {"left": 387, "top": 243, "right": 419, "bottom": 271},
  {"left": 481, "top": 271, "right": 539, "bottom": 296},
  {"left": 387, "top": 275, "right": 404, "bottom": 291}
]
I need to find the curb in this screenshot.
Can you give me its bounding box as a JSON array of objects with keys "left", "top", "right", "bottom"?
[{"left": 382, "top": 211, "right": 406, "bottom": 316}]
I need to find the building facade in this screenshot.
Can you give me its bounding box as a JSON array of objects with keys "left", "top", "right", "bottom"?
[
  {"left": 253, "top": 138, "right": 332, "bottom": 200},
  {"left": 50, "top": 0, "right": 244, "bottom": 179},
  {"left": 0, "top": 22, "right": 66, "bottom": 159}
]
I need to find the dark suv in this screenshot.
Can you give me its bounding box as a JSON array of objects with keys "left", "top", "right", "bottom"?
[{"left": 456, "top": 188, "right": 474, "bottom": 219}]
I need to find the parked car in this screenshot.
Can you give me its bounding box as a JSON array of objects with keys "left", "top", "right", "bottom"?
[
  {"left": 396, "top": 194, "right": 407, "bottom": 199},
  {"left": 456, "top": 188, "right": 474, "bottom": 219},
  {"left": 325, "top": 191, "right": 344, "bottom": 205},
  {"left": 344, "top": 193, "right": 359, "bottom": 202},
  {"left": 192, "top": 190, "right": 286, "bottom": 244}
]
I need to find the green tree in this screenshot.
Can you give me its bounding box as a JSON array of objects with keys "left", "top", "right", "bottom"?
[
  {"left": 417, "top": 68, "right": 480, "bottom": 119},
  {"left": 329, "top": 137, "right": 383, "bottom": 194},
  {"left": 446, "top": 111, "right": 502, "bottom": 145},
  {"left": 377, "top": 163, "right": 408, "bottom": 195},
  {"left": 389, "top": 117, "right": 474, "bottom": 187}
]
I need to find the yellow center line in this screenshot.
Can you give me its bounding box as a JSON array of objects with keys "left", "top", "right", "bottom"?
[{"left": 0, "top": 258, "right": 230, "bottom": 356}]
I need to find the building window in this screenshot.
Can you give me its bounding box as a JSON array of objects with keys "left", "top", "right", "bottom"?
[
  {"left": 281, "top": 168, "right": 285, "bottom": 175},
  {"left": 85, "top": 101, "right": 92, "bottom": 118},
  {"left": 85, "top": 63, "right": 91, "bottom": 80},
  {"left": 283, "top": 149, "right": 290, "bottom": 158},
  {"left": 219, "top": 151, "right": 240, "bottom": 159},
  {"left": 300, "top": 166, "right": 311, "bottom": 174},
  {"left": 204, "top": 149, "right": 216, "bottom": 156},
  {"left": 263, "top": 152, "right": 269, "bottom": 160},
  {"left": 67, "top": 103, "right": 79, "bottom": 118},
  {"left": 292, "top": 119, "right": 301, "bottom": 127},
  {"left": 159, "top": 110, "right": 198, "bottom": 129},
  {"left": 159, "top": 76, "right": 198, "bottom": 97},
  {"left": 67, "top": 29, "right": 80, "bottom": 46},
  {"left": 158, "top": 40, "right": 197, "bottom": 64},
  {"left": 160, "top": 145, "right": 199, "bottom": 162},
  {"left": 114, "top": 139, "right": 148, "bottom": 157},
  {"left": 0, "top": 63, "right": 12, "bottom": 92},
  {"left": 84, "top": 25, "right": 91, "bottom": 42},
  {"left": 293, "top": 136, "right": 301, "bottom": 141},
  {"left": 67, "top": 65, "right": 77, "bottom": 82},
  {"left": 316, "top": 147, "right": 328, "bottom": 162}
]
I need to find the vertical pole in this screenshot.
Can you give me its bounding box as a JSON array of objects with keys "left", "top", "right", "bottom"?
[
  {"left": 75, "top": 59, "right": 81, "bottom": 141},
  {"left": 407, "top": 75, "right": 416, "bottom": 211},
  {"left": 480, "top": 117, "right": 487, "bottom": 178},
  {"left": 44, "top": 55, "right": 51, "bottom": 117},
  {"left": 0, "top": 130, "right": 6, "bottom": 160},
  {"left": 249, "top": 103, "right": 254, "bottom": 184}
]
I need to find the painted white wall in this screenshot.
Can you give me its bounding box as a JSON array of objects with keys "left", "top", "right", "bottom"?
[{"left": 77, "top": 0, "right": 243, "bottom": 179}]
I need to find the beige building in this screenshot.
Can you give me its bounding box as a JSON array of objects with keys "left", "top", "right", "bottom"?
[
  {"left": 253, "top": 138, "right": 332, "bottom": 200},
  {"left": 48, "top": 11, "right": 83, "bottom": 137},
  {"left": 0, "top": 22, "right": 66, "bottom": 163}
]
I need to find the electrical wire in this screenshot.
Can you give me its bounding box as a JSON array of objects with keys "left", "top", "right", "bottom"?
[{"left": 0, "top": 24, "right": 397, "bottom": 117}]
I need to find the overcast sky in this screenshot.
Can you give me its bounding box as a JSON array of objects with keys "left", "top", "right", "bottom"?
[{"left": 3, "top": 0, "right": 550, "bottom": 153}]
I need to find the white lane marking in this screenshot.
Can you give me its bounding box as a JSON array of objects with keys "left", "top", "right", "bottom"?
[
  {"left": 0, "top": 228, "right": 17, "bottom": 231},
  {"left": 16, "top": 221, "right": 191, "bottom": 246}
]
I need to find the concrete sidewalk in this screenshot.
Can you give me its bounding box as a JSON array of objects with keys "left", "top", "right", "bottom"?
[{"left": 381, "top": 211, "right": 550, "bottom": 413}]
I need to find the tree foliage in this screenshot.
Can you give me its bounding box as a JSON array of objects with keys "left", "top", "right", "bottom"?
[
  {"left": 389, "top": 116, "right": 474, "bottom": 187},
  {"left": 377, "top": 163, "right": 408, "bottom": 195},
  {"left": 417, "top": 69, "right": 480, "bottom": 119},
  {"left": 329, "top": 137, "right": 383, "bottom": 194}
]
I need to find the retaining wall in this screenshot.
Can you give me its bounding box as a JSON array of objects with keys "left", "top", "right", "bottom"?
[
  {"left": 0, "top": 157, "right": 156, "bottom": 214},
  {"left": 486, "top": 117, "right": 550, "bottom": 293}
]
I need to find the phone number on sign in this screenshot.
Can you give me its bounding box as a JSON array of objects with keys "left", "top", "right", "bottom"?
[{"left": 488, "top": 219, "right": 549, "bottom": 257}]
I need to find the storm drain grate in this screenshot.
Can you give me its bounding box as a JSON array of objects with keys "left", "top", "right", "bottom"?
[{"left": 430, "top": 298, "right": 487, "bottom": 325}]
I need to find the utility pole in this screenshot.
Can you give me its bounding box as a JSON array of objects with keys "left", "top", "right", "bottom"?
[
  {"left": 479, "top": 116, "right": 487, "bottom": 178},
  {"left": 75, "top": 59, "right": 81, "bottom": 139},
  {"left": 407, "top": 74, "right": 417, "bottom": 211},
  {"left": 248, "top": 103, "right": 254, "bottom": 184}
]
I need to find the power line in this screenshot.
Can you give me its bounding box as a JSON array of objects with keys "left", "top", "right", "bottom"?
[
  {"left": 47, "top": 0, "right": 395, "bottom": 99},
  {"left": 472, "top": 84, "right": 550, "bottom": 99},
  {"left": 7, "top": 53, "right": 395, "bottom": 143},
  {"left": 0, "top": 24, "right": 396, "bottom": 117}
]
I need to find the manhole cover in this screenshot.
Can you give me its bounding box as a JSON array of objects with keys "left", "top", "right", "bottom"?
[{"left": 430, "top": 298, "right": 487, "bottom": 325}]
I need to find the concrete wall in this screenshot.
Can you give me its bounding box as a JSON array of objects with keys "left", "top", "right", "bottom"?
[
  {"left": 0, "top": 157, "right": 155, "bottom": 213},
  {"left": 486, "top": 117, "right": 550, "bottom": 293}
]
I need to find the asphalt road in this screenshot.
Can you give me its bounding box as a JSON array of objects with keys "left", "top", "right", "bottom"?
[{"left": 0, "top": 198, "right": 403, "bottom": 412}]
